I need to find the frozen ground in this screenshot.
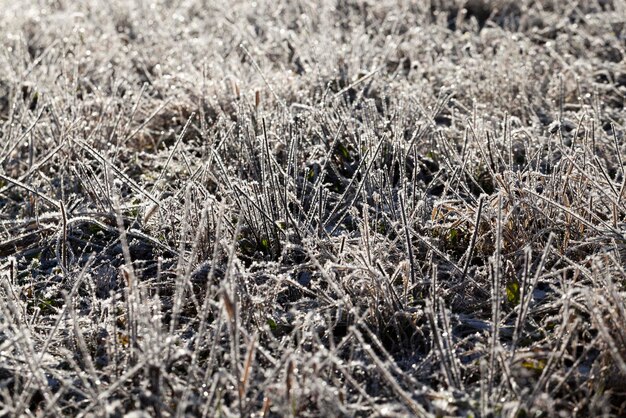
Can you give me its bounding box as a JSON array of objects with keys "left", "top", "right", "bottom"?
[{"left": 0, "top": 0, "right": 625, "bottom": 416}]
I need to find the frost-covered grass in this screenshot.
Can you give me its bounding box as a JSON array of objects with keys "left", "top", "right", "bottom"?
[{"left": 1, "top": 0, "right": 625, "bottom": 416}]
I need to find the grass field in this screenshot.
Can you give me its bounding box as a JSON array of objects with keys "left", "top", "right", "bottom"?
[{"left": 1, "top": 0, "right": 625, "bottom": 416}]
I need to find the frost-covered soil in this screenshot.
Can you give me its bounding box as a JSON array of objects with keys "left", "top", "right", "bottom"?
[{"left": 1, "top": 0, "right": 625, "bottom": 416}]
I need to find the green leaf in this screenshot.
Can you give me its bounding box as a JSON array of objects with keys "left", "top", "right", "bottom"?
[
  {"left": 87, "top": 223, "right": 105, "bottom": 234},
  {"left": 506, "top": 281, "right": 521, "bottom": 305},
  {"left": 521, "top": 359, "right": 545, "bottom": 371},
  {"left": 336, "top": 143, "right": 349, "bottom": 160},
  {"left": 448, "top": 228, "right": 459, "bottom": 245},
  {"left": 267, "top": 317, "right": 277, "bottom": 331},
  {"left": 38, "top": 298, "right": 59, "bottom": 314}
]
